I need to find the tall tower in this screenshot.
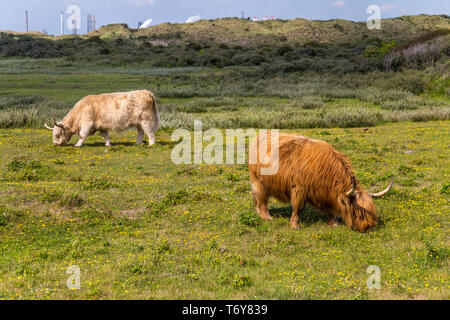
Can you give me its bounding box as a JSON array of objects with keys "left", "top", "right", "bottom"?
[
  {"left": 60, "top": 11, "right": 64, "bottom": 35},
  {"left": 25, "top": 11, "right": 29, "bottom": 32},
  {"left": 87, "top": 14, "right": 97, "bottom": 33}
]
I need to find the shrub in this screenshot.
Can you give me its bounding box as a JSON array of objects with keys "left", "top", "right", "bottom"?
[
  {"left": 4, "top": 158, "right": 53, "bottom": 181},
  {"left": 381, "top": 100, "right": 421, "bottom": 110},
  {"left": 233, "top": 274, "right": 251, "bottom": 288},
  {"left": 440, "top": 183, "right": 450, "bottom": 195},
  {"left": 146, "top": 201, "right": 169, "bottom": 216},
  {"left": 298, "top": 96, "right": 324, "bottom": 109},
  {"left": 325, "top": 108, "right": 382, "bottom": 128},
  {"left": 41, "top": 190, "right": 63, "bottom": 203},
  {"left": 59, "top": 192, "right": 85, "bottom": 208},
  {"left": 0, "top": 212, "right": 8, "bottom": 227},
  {"left": 238, "top": 210, "right": 259, "bottom": 227},
  {"left": 81, "top": 177, "right": 116, "bottom": 190},
  {"left": 163, "top": 189, "right": 189, "bottom": 205}
]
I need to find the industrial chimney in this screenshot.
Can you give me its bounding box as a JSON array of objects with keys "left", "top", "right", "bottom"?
[{"left": 60, "top": 11, "right": 64, "bottom": 35}]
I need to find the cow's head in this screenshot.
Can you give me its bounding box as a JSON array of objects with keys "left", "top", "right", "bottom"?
[
  {"left": 44, "top": 119, "right": 73, "bottom": 146},
  {"left": 338, "top": 179, "right": 393, "bottom": 232}
]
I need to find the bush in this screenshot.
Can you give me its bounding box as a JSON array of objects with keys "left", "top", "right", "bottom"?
[
  {"left": 238, "top": 210, "right": 259, "bottom": 227},
  {"left": 233, "top": 274, "right": 251, "bottom": 288},
  {"left": 0, "top": 212, "right": 8, "bottom": 227},
  {"left": 325, "top": 108, "right": 382, "bottom": 128},
  {"left": 298, "top": 96, "right": 324, "bottom": 109},
  {"left": 163, "top": 189, "right": 189, "bottom": 205},
  {"left": 440, "top": 183, "right": 450, "bottom": 195},
  {"left": 59, "top": 193, "right": 86, "bottom": 208},
  {"left": 4, "top": 158, "right": 54, "bottom": 181},
  {"left": 81, "top": 177, "right": 117, "bottom": 190}
]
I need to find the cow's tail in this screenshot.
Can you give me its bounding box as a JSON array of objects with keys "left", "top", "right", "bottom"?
[{"left": 151, "top": 91, "right": 160, "bottom": 131}]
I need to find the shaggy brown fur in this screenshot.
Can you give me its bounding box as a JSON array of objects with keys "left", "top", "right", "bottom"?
[
  {"left": 249, "top": 132, "right": 391, "bottom": 232},
  {"left": 45, "top": 90, "right": 159, "bottom": 147}
]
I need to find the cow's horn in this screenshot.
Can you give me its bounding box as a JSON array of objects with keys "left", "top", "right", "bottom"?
[
  {"left": 54, "top": 118, "right": 64, "bottom": 128},
  {"left": 345, "top": 179, "right": 356, "bottom": 197},
  {"left": 369, "top": 179, "right": 394, "bottom": 198},
  {"left": 44, "top": 123, "right": 53, "bottom": 130}
]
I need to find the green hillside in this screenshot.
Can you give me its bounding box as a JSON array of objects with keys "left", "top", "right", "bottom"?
[
  {"left": 0, "top": 14, "right": 449, "bottom": 74},
  {"left": 134, "top": 14, "right": 450, "bottom": 44},
  {"left": 3, "top": 14, "right": 450, "bottom": 44}
]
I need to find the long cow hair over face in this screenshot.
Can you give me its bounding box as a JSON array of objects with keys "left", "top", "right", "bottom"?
[{"left": 249, "top": 132, "right": 392, "bottom": 232}]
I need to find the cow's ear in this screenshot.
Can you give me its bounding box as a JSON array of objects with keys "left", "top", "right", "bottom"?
[
  {"left": 354, "top": 191, "right": 363, "bottom": 200},
  {"left": 54, "top": 119, "right": 69, "bottom": 131},
  {"left": 54, "top": 118, "right": 64, "bottom": 129}
]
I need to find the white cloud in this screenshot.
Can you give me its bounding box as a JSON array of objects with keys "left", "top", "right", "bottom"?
[
  {"left": 139, "top": 18, "right": 152, "bottom": 29},
  {"left": 123, "top": 0, "right": 156, "bottom": 6},
  {"left": 332, "top": 1, "right": 345, "bottom": 7},
  {"left": 186, "top": 15, "right": 201, "bottom": 23},
  {"left": 381, "top": 4, "right": 397, "bottom": 12}
]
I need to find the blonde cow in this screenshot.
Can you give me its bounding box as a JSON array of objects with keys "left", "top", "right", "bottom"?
[{"left": 45, "top": 90, "right": 159, "bottom": 147}]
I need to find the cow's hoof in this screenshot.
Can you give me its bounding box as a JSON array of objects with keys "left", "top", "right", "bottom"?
[
  {"left": 260, "top": 215, "right": 273, "bottom": 221},
  {"left": 328, "top": 219, "right": 339, "bottom": 227},
  {"left": 290, "top": 223, "right": 300, "bottom": 230}
]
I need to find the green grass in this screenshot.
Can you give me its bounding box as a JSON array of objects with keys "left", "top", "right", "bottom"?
[
  {"left": 0, "top": 58, "right": 448, "bottom": 299},
  {"left": 0, "top": 68, "right": 448, "bottom": 130},
  {"left": 0, "top": 121, "right": 448, "bottom": 299}
]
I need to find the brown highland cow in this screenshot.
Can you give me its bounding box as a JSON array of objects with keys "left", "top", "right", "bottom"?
[{"left": 249, "top": 132, "right": 393, "bottom": 232}]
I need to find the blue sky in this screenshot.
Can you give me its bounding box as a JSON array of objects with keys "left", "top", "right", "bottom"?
[{"left": 1, "top": 0, "right": 448, "bottom": 35}]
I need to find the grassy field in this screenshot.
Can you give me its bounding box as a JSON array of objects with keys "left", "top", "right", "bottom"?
[
  {"left": 0, "top": 61, "right": 448, "bottom": 130},
  {"left": 0, "top": 120, "right": 448, "bottom": 299},
  {"left": 0, "top": 52, "right": 448, "bottom": 299}
]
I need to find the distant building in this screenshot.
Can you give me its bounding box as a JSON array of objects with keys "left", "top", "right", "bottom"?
[{"left": 87, "top": 14, "right": 96, "bottom": 33}]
